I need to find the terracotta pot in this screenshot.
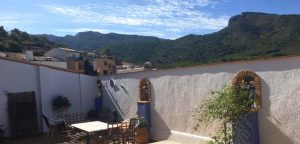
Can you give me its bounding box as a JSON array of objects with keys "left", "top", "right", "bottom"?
[{"left": 135, "top": 127, "right": 149, "bottom": 144}]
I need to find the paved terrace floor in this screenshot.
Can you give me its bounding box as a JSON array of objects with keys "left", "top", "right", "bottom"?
[{"left": 1, "top": 135, "right": 184, "bottom": 144}]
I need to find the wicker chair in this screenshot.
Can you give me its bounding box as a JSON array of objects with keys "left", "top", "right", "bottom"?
[
  {"left": 42, "top": 115, "right": 86, "bottom": 143},
  {"left": 110, "top": 118, "right": 139, "bottom": 144},
  {"left": 90, "top": 132, "right": 109, "bottom": 144},
  {"left": 107, "top": 122, "right": 124, "bottom": 144},
  {"left": 61, "top": 124, "right": 87, "bottom": 144},
  {"left": 123, "top": 118, "right": 138, "bottom": 143},
  {"left": 41, "top": 115, "right": 65, "bottom": 137}
]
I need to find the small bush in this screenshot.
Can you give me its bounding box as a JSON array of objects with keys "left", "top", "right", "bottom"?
[{"left": 52, "top": 95, "right": 71, "bottom": 110}]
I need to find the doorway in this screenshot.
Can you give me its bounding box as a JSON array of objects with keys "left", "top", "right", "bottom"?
[{"left": 7, "top": 91, "right": 39, "bottom": 138}]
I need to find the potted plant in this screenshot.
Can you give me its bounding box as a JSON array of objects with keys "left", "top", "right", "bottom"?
[
  {"left": 52, "top": 95, "right": 71, "bottom": 111},
  {"left": 0, "top": 125, "right": 5, "bottom": 142},
  {"left": 135, "top": 117, "right": 149, "bottom": 144}
]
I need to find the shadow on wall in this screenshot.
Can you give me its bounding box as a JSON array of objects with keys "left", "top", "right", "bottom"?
[
  {"left": 261, "top": 117, "right": 295, "bottom": 144},
  {"left": 150, "top": 109, "right": 171, "bottom": 140},
  {"left": 101, "top": 86, "right": 125, "bottom": 121},
  {"left": 150, "top": 84, "right": 171, "bottom": 141},
  {"left": 260, "top": 79, "right": 295, "bottom": 144}
]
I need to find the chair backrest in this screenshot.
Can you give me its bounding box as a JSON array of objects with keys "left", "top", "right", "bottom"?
[
  {"left": 42, "top": 114, "right": 66, "bottom": 131},
  {"left": 41, "top": 115, "right": 50, "bottom": 128},
  {"left": 124, "top": 118, "right": 138, "bottom": 142},
  {"left": 129, "top": 118, "right": 138, "bottom": 132}
]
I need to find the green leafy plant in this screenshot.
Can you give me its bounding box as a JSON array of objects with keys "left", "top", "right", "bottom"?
[
  {"left": 52, "top": 95, "right": 71, "bottom": 110},
  {"left": 136, "top": 117, "right": 149, "bottom": 128},
  {"left": 194, "top": 86, "right": 254, "bottom": 144}
]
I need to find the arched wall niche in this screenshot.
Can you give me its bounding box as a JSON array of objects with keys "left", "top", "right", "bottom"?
[
  {"left": 139, "top": 77, "right": 152, "bottom": 102},
  {"left": 232, "top": 70, "right": 262, "bottom": 111}
]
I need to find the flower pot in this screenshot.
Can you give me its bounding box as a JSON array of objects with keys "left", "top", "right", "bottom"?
[
  {"left": 135, "top": 127, "right": 149, "bottom": 144},
  {"left": 55, "top": 107, "right": 68, "bottom": 112}
]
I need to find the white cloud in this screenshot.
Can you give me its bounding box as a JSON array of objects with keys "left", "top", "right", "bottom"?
[
  {"left": 123, "top": 30, "right": 166, "bottom": 38},
  {"left": 153, "top": 0, "right": 217, "bottom": 9},
  {"left": 42, "top": 0, "right": 229, "bottom": 38},
  {"left": 0, "top": 16, "right": 35, "bottom": 25},
  {"left": 54, "top": 27, "right": 170, "bottom": 39},
  {"left": 55, "top": 28, "right": 110, "bottom": 33}
]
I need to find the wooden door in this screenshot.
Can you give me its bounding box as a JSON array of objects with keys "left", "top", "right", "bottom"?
[{"left": 7, "top": 91, "right": 39, "bottom": 138}]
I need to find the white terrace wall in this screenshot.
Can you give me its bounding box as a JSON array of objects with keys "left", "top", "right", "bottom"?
[
  {"left": 39, "top": 67, "right": 99, "bottom": 123},
  {"left": 100, "top": 56, "right": 300, "bottom": 144},
  {"left": 0, "top": 58, "right": 99, "bottom": 135},
  {"left": 0, "top": 59, "right": 42, "bottom": 136}
]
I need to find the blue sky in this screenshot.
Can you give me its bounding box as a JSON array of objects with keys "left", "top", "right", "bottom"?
[{"left": 0, "top": 0, "right": 299, "bottom": 39}]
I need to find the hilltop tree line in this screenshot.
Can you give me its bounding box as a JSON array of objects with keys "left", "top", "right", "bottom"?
[{"left": 0, "top": 26, "right": 62, "bottom": 55}]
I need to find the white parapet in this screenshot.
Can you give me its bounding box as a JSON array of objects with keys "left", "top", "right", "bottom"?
[{"left": 151, "top": 128, "right": 212, "bottom": 144}]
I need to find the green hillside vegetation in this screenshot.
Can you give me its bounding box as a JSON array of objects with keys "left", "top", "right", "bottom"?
[
  {"left": 45, "top": 12, "right": 300, "bottom": 68},
  {"left": 43, "top": 32, "right": 167, "bottom": 52},
  {"left": 0, "top": 27, "right": 62, "bottom": 55},
  {"left": 152, "top": 12, "right": 300, "bottom": 68}
]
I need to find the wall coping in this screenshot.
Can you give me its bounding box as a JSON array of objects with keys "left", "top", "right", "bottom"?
[
  {"left": 2, "top": 54, "right": 300, "bottom": 76},
  {"left": 0, "top": 56, "right": 81, "bottom": 74},
  {"left": 109, "top": 55, "right": 300, "bottom": 76}
]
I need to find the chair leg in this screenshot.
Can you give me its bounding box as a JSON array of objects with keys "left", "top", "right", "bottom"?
[
  {"left": 46, "top": 128, "right": 55, "bottom": 144},
  {"left": 51, "top": 127, "right": 55, "bottom": 137}
]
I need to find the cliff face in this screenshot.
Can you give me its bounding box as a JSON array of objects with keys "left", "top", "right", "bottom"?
[{"left": 227, "top": 12, "right": 300, "bottom": 37}]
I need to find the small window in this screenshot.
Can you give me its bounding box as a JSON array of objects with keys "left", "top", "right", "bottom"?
[
  {"left": 139, "top": 78, "right": 152, "bottom": 101},
  {"left": 104, "top": 61, "right": 107, "bottom": 66},
  {"left": 232, "top": 70, "right": 261, "bottom": 111}
]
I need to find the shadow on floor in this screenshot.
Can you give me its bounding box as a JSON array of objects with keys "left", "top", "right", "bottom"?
[
  {"left": 1, "top": 134, "right": 170, "bottom": 144},
  {"left": 1, "top": 134, "right": 48, "bottom": 144}
]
